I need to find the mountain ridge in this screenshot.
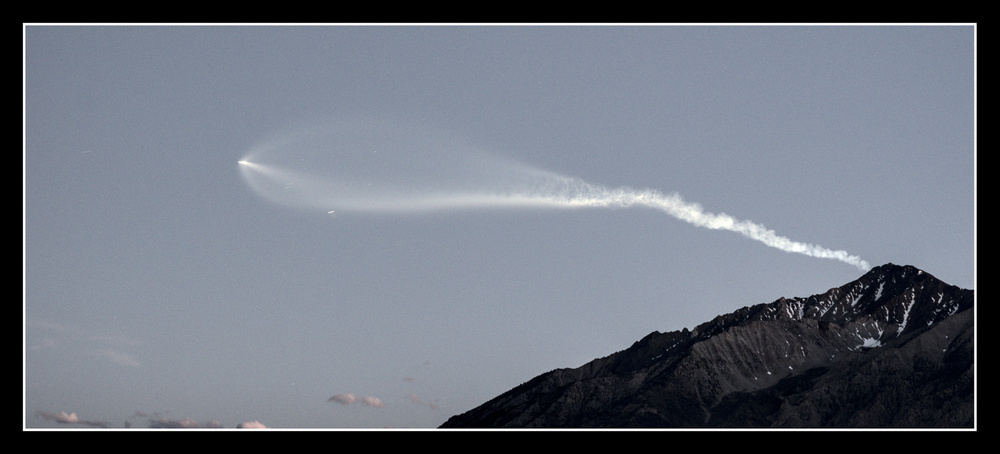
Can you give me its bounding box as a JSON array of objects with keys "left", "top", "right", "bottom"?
[{"left": 440, "top": 263, "right": 974, "bottom": 428}]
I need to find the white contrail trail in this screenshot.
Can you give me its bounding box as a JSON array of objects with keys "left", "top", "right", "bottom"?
[
  {"left": 525, "top": 178, "right": 871, "bottom": 271},
  {"left": 237, "top": 120, "right": 871, "bottom": 271}
]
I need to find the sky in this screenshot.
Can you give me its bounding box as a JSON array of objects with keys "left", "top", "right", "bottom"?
[{"left": 24, "top": 24, "right": 975, "bottom": 429}]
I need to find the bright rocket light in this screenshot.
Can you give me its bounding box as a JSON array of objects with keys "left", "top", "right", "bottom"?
[{"left": 237, "top": 119, "right": 871, "bottom": 271}]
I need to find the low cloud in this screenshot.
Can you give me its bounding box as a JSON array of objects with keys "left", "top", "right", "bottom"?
[
  {"left": 236, "top": 420, "right": 268, "bottom": 428},
  {"left": 328, "top": 393, "right": 385, "bottom": 408},
  {"left": 34, "top": 409, "right": 266, "bottom": 429},
  {"left": 147, "top": 417, "right": 223, "bottom": 428},
  {"left": 327, "top": 393, "right": 357, "bottom": 405},
  {"left": 36, "top": 411, "right": 109, "bottom": 428}
]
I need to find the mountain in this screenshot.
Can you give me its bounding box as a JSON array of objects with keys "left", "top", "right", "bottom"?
[{"left": 440, "top": 263, "right": 974, "bottom": 428}]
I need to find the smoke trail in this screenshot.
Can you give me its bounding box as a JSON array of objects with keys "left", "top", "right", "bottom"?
[
  {"left": 238, "top": 119, "right": 871, "bottom": 271},
  {"left": 531, "top": 179, "right": 871, "bottom": 271}
]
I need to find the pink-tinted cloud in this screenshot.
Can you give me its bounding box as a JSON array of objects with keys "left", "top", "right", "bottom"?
[
  {"left": 236, "top": 420, "right": 268, "bottom": 428},
  {"left": 36, "top": 410, "right": 109, "bottom": 428},
  {"left": 38, "top": 410, "right": 78, "bottom": 423},
  {"left": 327, "top": 393, "right": 385, "bottom": 408}
]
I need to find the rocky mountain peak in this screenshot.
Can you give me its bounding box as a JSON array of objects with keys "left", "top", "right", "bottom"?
[{"left": 440, "top": 263, "right": 974, "bottom": 428}]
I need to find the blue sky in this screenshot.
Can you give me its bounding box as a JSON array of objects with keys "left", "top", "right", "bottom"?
[{"left": 24, "top": 24, "right": 975, "bottom": 429}]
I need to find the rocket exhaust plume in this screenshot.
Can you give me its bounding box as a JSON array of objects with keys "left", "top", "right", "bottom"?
[{"left": 238, "top": 119, "right": 871, "bottom": 271}]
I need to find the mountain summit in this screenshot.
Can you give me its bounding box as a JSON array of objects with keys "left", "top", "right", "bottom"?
[{"left": 440, "top": 263, "right": 974, "bottom": 428}]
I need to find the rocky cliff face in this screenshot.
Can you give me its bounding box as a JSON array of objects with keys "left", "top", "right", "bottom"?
[{"left": 440, "top": 263, "right": 974, "bottom": 428}]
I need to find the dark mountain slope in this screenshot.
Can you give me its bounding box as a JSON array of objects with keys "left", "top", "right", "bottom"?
[{"left": 440, "top": 263, "right": 974, "bottom": 428}]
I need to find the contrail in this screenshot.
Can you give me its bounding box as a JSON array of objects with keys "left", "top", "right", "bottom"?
[
  {"left": 237, "top": 119, "right": 871, "bottom": 271},
  {"left": 528, "top": 178, "right": 871, "bottom": 271}
]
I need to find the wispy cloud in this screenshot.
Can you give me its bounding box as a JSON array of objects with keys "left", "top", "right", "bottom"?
[
  {"left": 408, "top": 393, "right": 438, "bottom": 410},
  {"left": 26, "top": 319, "right": 142, "bottom": 367},
  {"left": 26, "top": 319, "right": 141, "bottom": 345},
  {"left": 147, "top": 417, "right": 223, "bottom": 428},
  {"left": 87, "top": 348, "right": 141, "bottom": 368}
]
